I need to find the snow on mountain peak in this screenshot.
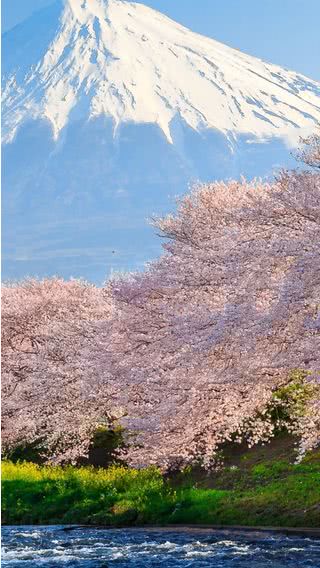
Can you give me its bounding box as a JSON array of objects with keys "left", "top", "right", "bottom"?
[
  {"left": 67, "top": 0, "right": 115, "bottom": 24},
  {"left": 3, "top": 0, "right": 320, "bottom": 145}
]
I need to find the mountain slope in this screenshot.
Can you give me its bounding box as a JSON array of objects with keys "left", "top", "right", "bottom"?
[
  {"left": 3, "top": 0, "right": 320, "bottom": 144},
  {"left": 2, "top": 0, "right": 320, "bottom": 281}
]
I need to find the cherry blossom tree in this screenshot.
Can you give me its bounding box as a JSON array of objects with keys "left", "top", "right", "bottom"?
[
  {"left": 108, "top": 165, "right": 320, "bottom": 468},
  {"left": 296, "top": 131, "right": 320, "bottom": 169},
  {"left": 3, "top": 137, "right": 319, "bottom": 469},
  {"left": 2, "top": 278, "right": 116, "bottom": 462}
]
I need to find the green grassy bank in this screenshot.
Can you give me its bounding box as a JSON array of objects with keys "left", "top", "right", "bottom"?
[{"left": 2, "top": 446, "right": 320, "bottom": 527}]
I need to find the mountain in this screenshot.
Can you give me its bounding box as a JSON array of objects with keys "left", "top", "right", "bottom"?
[{"left": 2, "top": 0, "right": 320, "bottom": 282}]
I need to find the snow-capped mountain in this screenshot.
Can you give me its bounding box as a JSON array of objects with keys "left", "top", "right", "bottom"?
[
  {"left": 4, "top": 0, "right": 320, "bottom": 144},
  {"left": 2, "top": 0, "right": 320, "bottom": 281}
]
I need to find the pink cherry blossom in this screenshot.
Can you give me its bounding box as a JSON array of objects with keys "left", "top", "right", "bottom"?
[{"left": 2, "top": 136, "right": 319, "bottom": 468}]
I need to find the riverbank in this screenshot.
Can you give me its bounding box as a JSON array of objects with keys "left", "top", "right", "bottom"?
[
  {"left": 2, "top": 444, "right": 320, "bottom": 528},
  {"left": 61, "top": 525, "right": 320, "bottom": 538}
]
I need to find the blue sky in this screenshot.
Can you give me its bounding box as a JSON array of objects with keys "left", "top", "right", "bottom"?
[{"left": 3, "top": 0, "right": 320, "bottom": 80}]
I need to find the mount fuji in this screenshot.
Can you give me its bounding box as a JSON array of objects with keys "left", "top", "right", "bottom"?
[{"left": 2, "top": 0, "right": 320, "bottom": 282}]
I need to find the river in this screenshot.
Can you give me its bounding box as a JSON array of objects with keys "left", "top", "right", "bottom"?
[{"left": 2, "top": 526, "right": 320, "bottom": 567}]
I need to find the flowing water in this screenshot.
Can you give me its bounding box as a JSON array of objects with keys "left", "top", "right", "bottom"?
[{"left": 2, "top": 526, "right": 320, "bottom": 567}]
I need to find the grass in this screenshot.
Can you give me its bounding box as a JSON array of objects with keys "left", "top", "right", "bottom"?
[{"left": 2, "top": 446, "right": 320, "bottom": 527}]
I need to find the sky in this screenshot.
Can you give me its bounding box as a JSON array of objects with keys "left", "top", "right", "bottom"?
[{"left": 2, "top": 0, "right": 320, "bottom": 81}]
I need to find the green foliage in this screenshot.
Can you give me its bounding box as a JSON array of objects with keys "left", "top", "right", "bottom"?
[
  {"left": 86, "top": 424, "right": 127, "bottom": 468},
  {"left": 269, "top": 370, "right": 317, "bottom": 424},
  {"left": 90, "top": 425, "right": 125, "bottom": 450},
  {"left": 3, "top": 449, "right": 320, "bottom": 528}
]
